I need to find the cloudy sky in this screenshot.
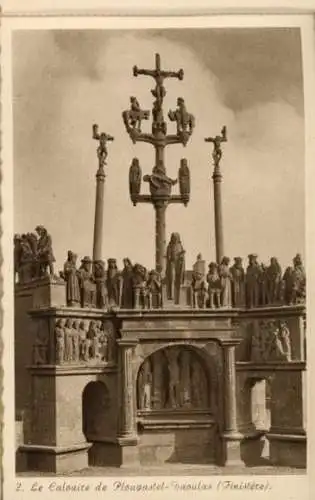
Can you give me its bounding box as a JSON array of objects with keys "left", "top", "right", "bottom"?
[{"left": 12, "top": 28, "right": 304, "bottom": 272}]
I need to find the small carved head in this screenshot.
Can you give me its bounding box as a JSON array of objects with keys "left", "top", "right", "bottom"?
[
  {"left": 65, "top": 318, "right": 73, "bottom": 328},
  {"left": 221, "top": 256, "right": 230, "bottom": 266},
  {"left": 81, "top": 256, "right": 92, "bottom": 270},
  {"left": 35, "top": 225, "right": 46, "bottom": 237},
  {"left": 73, "top": 319, "right": 80, "bottom": 329},
  {"left": 293, "top": 253, "right": 303, "bottom": 267},
  {"left": 123, "top": 258, "right": 132, "bottom": 269},
  {"left": 177, "top": 97, "right": 184, "bottom": 106},
  {"left": 56, "top": 318, "right": 66, "bottom": 328},
  {"left": 79, "top": 320, "right": 87, "bottom": 330}
]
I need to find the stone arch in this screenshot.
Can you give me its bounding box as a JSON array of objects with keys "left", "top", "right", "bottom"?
[
  {"left": 136, "top": 343, "right": 216, "bottom": 412},
  {"left": 82, "top": 381, "right": 111, "bottom": 441}
]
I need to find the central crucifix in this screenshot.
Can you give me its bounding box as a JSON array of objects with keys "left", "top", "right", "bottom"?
[{"left": 123, "top": 53, "right": 195, "bottom": 275}]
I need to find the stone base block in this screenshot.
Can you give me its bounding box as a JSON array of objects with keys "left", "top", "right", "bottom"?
[
  {"left": 19, "top": 443, "right": 91, "bottom": 474},
  {"left": 267, "top": 433, "right": 306, "bottom": 468},
  {"left": 222, "top": 432, "right": 244, "bottom": 466},
  {"left": 89, "top": 438, "right": 139, "bottom": 468},
  {"left": 240, "top": 431, "right": 269, "bottom": 466},
  {"left": 33, "top": 277, "right": 66, "bottom": 309},
  {"left": 138, "top": 428, "right": 215, "bottom": 466}
]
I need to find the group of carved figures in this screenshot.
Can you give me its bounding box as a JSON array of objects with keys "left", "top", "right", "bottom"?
[
  {"left": 123, "top": 94, "right": 195, "bottom": 141},
  {"left": 251, "top": 320, "right": 292, "bottom": 362},
  {"left": 60, "top": 252, "right": 164, "bottom": 309},
  {"left": 14, "top": 226, "right": 55, "bottom": 284},
  {"left": 129, "top": 157, "right": 190, "bottom": 205},
  {"left": 54, "top": 318, "right": 116, "bottom": 365},
  {"left": 191, "top": 252, "right": 306, "bottom": 309},
  {"left": 137, "top": 347, "right": 209, "bottom": 411}
]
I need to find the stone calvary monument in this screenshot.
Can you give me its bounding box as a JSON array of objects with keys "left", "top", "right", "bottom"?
[{"left": 15, "top": 54, "right": 306, "bottom": 474}]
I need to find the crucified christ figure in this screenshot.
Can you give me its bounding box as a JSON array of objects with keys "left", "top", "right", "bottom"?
[
  {"left": 92, "top": 124, "right": 114, "bottom": 167},
  {"left": 205, "top": 126, "right": 227, "bottom": 167}
]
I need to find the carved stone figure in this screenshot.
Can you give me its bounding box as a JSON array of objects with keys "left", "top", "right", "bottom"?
[
  {"left": 143, "top": 160, "right": 177, "bottom": 197},
  {"left": 72, "top": 319, "right": 80, "bottom": 362},
  {"left": 139, "top": 359, "right": 153, "bottom": 410},
  {"left": 191, "top": 254, "right": 208, "bottom": 309},
  {"left": 219, "top": 256, "right": 232, "bottom": 308},
  {"left": 14, "top": 234, "right": 22, "bottom": 283},
  {"left": 165, "top": 349, "right": 181, "bottom": 409},
  {"left": 77, "top": 256, "right": 96, "bottom": 308},
  {"left": 276, "top": 321, "right": 292, "bottom": 361},
  {"left": 63, "top": 251, "right": 80, "bottom": 307},
  {"left": 205, "top": 126, "right": 227, "bottom": 167},
  {"left": 55, "top": 318, "right": 66, "bottom": 365},
  {"left": 166, "top": 233, "right": 185, "bottom": 302},
  {"left": 86, "top": 320, "right": 98, "bottom": 359},
  {"left": 146, "top": 269, "right": 163, "bottom": 309},
  {"left": 64, "top": 318, "right": 73, "bottom": 362},
  {"left": 78, "top": 320, "right": 88, "bottom": 361},
  {"left": 129, "top": 158, "right": 142, "bottom": 204},
  {"left": 168, "top": 97, "right": 195, "bottom": 138},
  {"left": 246, "top": 254, "right": 261, "bottom": 308},
  {"left": 92, "top": 124, "right": 114, "bottom": 167},
  {"left": 178, "top": 158, "right": 190, "bottom": 205},
  {"left": 259, "top": 263, "right": 268, "bottom": 306},
  {"left": 132, "top": 263, "right": 148, "bottom": 309},
  {"left": 35, "top": 225, "right": 55, "bottom": 277},
  {"left": 123, "top": 96, "right": 150, "bottom": 133},
  {"left": 94, "top": 260, "right": 108, "bottom": 309},
  {"left": 98, "top": 322, "right": 108, "bottom": 362},
  {"left": 18, "top": 234, "right": 35, "bottom": 284},
  {"left": 106, "top": 258, "right": 120, "bottom": 307},
  {"left": 230, "top": 257, "right": 245, "bottom": 307},
  {"left": 291, "top": 254, "right": 306, "bottom": 304},
  {"left": 207, "top": 262, "right": 222, "bottom": 308},
  {"left": 191, "top": 360, "right": 207, "bottom": 408},
  {"left": 266, "top": 257, "right": 282, "bottom": 304},
  {"left": 120, "top": 258, "right": 134, "bottom": 309}
]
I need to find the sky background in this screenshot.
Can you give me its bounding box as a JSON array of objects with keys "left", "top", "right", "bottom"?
[{"left": 12, "top": 28, "right": 305, "bottom": 272}]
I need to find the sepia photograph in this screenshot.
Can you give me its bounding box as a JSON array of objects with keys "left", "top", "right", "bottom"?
[{"left": 1, "top": 11, "right": 313, "bottom": 498}]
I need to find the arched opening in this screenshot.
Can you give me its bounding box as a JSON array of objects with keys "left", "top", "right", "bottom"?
[
  {"left": 82, "top": 381, "right": 110, "bottom": 442},
  {"left": 136, "top": 344, "right": 219, "bottom": 465},
  {"left": 137, "top": 345, "right": 210, "bottom": 412},
  {"left": 250, "top": 377, "right": 271, "bottom": 432}
]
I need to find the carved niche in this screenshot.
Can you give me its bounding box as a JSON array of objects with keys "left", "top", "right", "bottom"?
[
  {"left": 137, "top": 346, "right": 210, "bottom": 412},
  {"left": 251, "top": 320, "right": 292, "bottom": 363}
]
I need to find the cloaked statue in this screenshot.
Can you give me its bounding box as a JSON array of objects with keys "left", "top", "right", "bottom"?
[
  {"left": 62, "top": 250, "right": 80, "bottom": 307},
  {"left": 106, "top": 258, "right": 120, "bottom": 307},
  {"left": 191, "top": 254, "right": 208, "bottom": 309},
  {"left": 119, "top": 258, "right": 134, "bottom": 309},
  {"left": 165, "top": 232, "right": 185, "bottom": 304},
  {"left": 178, "top": 158, "right": 190, "bottom": 206},
  {"left": 35, "top": 225, "right": 55, "bottom": 277},
  {"left": 77, "top": 256, "right": 96, "bottom": 308},
  {"left": 129, "top": 158, "right": 142, "bottom": 205}
]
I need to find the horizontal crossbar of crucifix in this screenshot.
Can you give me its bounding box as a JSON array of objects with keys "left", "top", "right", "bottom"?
[{"left": 131, "top": 194, "right": 188, "bottom": 204}]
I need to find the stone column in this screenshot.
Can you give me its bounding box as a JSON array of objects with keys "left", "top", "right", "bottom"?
[
  {"left": 212, "top": 166, "right": 224, "bottom": 264},
  {"left": 154, "top": 200, "right": 167, "bottom": 275},
  {"left": 92, "top": 166, "right": 106, "bottom": 261},
  {"left": 116, "top": 339, "right": 139, "bottom": 466},
  {"left": 221, "top": 340, "right": 243, "bottom": 465}
]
